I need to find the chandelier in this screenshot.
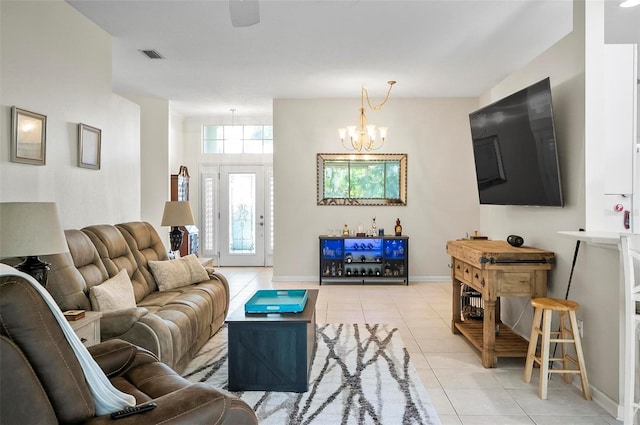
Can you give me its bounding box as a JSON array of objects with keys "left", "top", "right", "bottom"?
[{"left": 339, "top": 80, "right": 396, "bottom": 152}]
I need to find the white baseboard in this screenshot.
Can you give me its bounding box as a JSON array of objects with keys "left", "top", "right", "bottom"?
[
  {"left": 271, "top": 275, "right": 452, "bottom": 283},
  {"left": 590, "top": 384, "right": 621, "bottom": 420},
  {"left": 410, "top": 275, "right": 451, "bottom": 282}
]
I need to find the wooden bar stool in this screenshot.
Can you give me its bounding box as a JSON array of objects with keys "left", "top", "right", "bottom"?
[{"left": 523, "top": 297, "right": 591, "bottom": 400}]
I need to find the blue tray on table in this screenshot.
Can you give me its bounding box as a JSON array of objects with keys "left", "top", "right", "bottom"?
[{"left": 244, "top": 289, "right": 308, "bottom": 313}]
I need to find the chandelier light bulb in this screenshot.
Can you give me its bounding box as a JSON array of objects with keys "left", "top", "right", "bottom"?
[{"left": 367, "top": 125, "right": 376, "bottom": 139}]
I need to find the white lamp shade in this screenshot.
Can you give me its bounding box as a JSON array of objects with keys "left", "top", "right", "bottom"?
[
  {"left": 161, "top": 201, "right": 195, "bottom": 227},
  {"left": 0, "top": 202, "right": 69, "bottom": 258}
]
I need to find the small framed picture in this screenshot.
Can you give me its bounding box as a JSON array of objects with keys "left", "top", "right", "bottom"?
[
  {"left": 78, "top": 123, "right": 101, "bottom": 170},
  {"left": 11, "top": 106, "right": 47, "bottom": 165}
]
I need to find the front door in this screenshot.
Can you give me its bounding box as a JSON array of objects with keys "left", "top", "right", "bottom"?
[{"left": 218, "top": 166, "right": 266, "bottom": 266}]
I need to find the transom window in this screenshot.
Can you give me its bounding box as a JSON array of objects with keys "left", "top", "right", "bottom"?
[{"left": 202, "top": 125, "right": 273, "bottom": 154}]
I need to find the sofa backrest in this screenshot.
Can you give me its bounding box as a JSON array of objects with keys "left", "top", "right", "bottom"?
[
  {"left": 0, "top": 274, "right": 95, "bottom": 424},
  {"left": 44, "top": 229, "right": 111, "bottom": 311},
  {"left": 116, "top": 221, "right": 168, "bottom": 293},
  {"left": 82, "top": 224, "right": 151, "bottom": 303}
]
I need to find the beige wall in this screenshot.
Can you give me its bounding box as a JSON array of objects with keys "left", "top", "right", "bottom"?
[
  {"left": 272, "top": 97, "right": 480, "bottom": 280},
  {"left": 0, "top": 0, "right": 141, "bottom": 228}
]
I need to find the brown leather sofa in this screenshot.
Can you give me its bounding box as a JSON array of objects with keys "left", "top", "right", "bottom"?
[
  {"left": 44, "top": 221, "right": 229, "bottom": 373},
  {"left": 0, "top": 273, "right": 257, "bottom": 424}
]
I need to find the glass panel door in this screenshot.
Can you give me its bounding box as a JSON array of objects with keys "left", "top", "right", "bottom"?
[{"left": 219, "top": 166, "right": 265, "bottom": 266}]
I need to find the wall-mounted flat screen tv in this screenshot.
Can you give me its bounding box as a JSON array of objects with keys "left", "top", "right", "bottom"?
[{"left": 469, "top": 77, "right": 564, "bottom": 207}]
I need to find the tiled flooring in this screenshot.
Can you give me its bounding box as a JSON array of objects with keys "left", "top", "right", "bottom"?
[{"left": 218, "top": 267, "right": 622, "bottom": 425}]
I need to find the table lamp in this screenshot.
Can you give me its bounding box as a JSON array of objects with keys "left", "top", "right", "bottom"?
[
  {"left": 0, "top": 202, "right": 69, "bottom": 286},
  {"left": 161, "top": 201, "right": 195, "bottom": 253}
]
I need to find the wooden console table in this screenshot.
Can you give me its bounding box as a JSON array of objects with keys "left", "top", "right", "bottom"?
[{"left": 447, "top": 239, "right": 554, "bottom": 367}]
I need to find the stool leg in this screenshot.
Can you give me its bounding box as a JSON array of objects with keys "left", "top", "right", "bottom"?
[
  {"left": 559, "top": 311, "right": 571, "bottom": 384},
  {"left": 568, "top": 311, "right": 591, "bottom": 400},
  {"left": 524, "top": 306, "right": 543, "bottom": 384},
  {"left": 539, "top": 308, "right": 553, "bottom": 399}
]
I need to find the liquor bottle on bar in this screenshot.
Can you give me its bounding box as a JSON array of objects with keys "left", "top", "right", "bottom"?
[{"left": 395, "top": 218, "right": 402, "bottom": 236}]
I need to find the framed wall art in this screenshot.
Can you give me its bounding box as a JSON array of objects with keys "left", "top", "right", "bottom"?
[
  {"left": 78, "top": 123, "right": 101, "bottom": 170},
  {"left": 11, "top": 106, "right": 47, "bottom": 165}
]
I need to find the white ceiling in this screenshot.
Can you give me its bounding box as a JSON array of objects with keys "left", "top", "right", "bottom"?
[{"left": 66, "top": 0, "right": 637, "bottom": 121}]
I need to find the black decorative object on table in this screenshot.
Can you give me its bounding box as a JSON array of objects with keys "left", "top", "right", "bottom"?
[
  {"left": 507, "top": 235, "right": 524, "bottom": 247},
  {"left": 15, "top": 256, "right": 52, "bottom": 287},
  {"left": 169, "top": 226, "right": 185, "bottom": 252}
]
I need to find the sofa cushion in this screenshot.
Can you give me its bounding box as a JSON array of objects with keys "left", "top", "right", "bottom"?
[
  {"left": 89, "top": 269, "right": 137, "bottom": 312},
  {"left": 148, "top": 255, "right": 209, "bottom": 292},
  {"left": 116, "top": 222, "right": 169, "bottom": 294},
  {"left": 83, "top": 224, "right": 149, "bottom": 303}
]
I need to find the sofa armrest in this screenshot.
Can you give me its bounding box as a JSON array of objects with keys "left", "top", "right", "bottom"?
[
  {"left": 100, "top": 307, "right": 149, "bottom": 339},
  {"left": 84, "top": 383, "right": 258, "bottom": 425},
  {"left": 88, "top": 339, "right": 158, "bottom": 378},
  {"left": 209, "top": 271, "right": 231, "bottom": 318}
]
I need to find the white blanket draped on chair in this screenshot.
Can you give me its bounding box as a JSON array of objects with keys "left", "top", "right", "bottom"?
[{"left": 0, "top": 264, "right": 135, "bottom": 415}]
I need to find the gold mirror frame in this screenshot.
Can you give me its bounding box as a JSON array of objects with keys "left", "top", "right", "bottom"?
[{"left": 317, "top": 153, "right": 407, "bottom": 206}]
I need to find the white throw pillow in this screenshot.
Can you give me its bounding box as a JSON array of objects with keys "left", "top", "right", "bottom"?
[
  {"left": 89, "top": 269, "right": 137, "bottom": 312},
  {"left": 183, "top": 254, "right": 210, "bottom": 283},
  {"left": 149, "top": 254, "right": 210, "bottom": 292}
]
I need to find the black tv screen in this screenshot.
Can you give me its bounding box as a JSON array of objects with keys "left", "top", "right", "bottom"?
[{"left": 469, "top": 77, "right": 563, "bottom": 207}]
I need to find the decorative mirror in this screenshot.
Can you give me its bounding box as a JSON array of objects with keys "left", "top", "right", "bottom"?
[{"left": 316, "top": 153, "right": 407, "bottom": 206}]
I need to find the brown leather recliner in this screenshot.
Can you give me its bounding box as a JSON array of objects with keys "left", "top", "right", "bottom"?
[{"left": 0, "top": 273, "right": 257, "bottom": 425}]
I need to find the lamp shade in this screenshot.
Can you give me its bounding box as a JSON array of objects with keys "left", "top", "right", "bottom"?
[
  {"left": 161, "top": 201, "right": 195, "bottom": 227},
  {"left": 0, "top": 202, "right": 69, "bottom": 258}
]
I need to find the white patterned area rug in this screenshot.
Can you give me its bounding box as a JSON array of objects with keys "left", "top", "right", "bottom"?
[{"left": 182, "top": 323, "right": 441, "bottom": 425}]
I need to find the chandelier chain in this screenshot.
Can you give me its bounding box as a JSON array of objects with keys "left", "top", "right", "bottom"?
[{"left": 363, "top": 80, "right": 396, "bottom": 111}]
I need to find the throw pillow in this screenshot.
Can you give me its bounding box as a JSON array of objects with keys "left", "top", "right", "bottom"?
[
  {"left": 89, "top": 269, "right": 137, "bottom": 312},
  {"left": 182, "top": 254, "right": 210, "bottom": 283},
  {"left": 149, "top": 254, "right": 210, "bottom": 291}
]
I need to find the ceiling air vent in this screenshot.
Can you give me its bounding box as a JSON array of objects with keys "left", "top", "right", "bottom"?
[{"left": 139, "top": 49, "right": 164, "bottom": 59}]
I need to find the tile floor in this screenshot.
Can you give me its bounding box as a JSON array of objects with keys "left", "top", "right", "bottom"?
[{"left": 218, "top": 266, "right": 622, "bottom": 425}]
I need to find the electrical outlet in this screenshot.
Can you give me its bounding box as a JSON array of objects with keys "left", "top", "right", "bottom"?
[{"left": 577, "top": 320, "right": 584, "bottom": 338}]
